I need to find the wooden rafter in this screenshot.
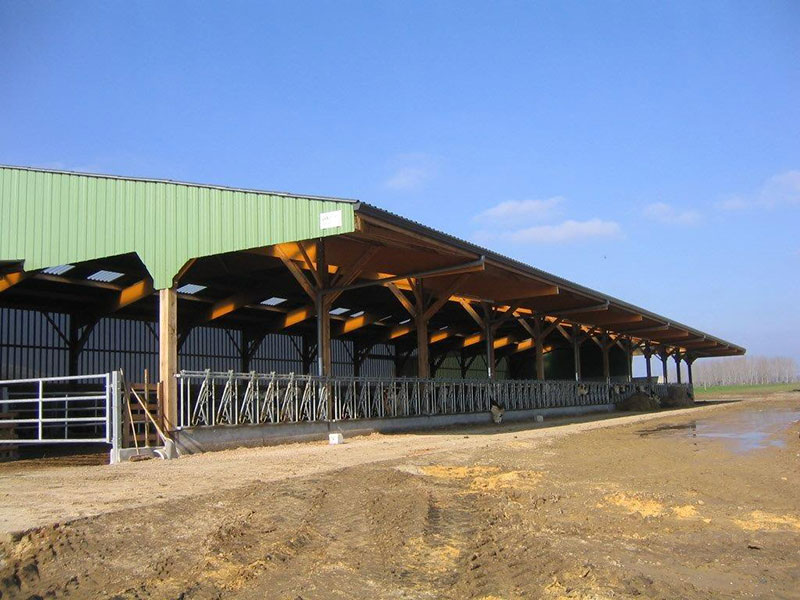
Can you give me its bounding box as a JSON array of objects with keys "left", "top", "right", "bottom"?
[
  {"left": 490, "top": 301, "right": 522, "bottom": 332},
  {"left": 422, "top": 273, "right": 470, "bottom": 321},
  {"left": 385, "top": 282, "right": 417, "bottom": 318},
  {"left": 296, "top": 241, "right": 323, "bottom": 288},
  {"left": 275, "top": 244, "right": 317, "bottom": 301},
  {"left": 457, "top": 298, "right": 484, "bottom": 328},
  {"left": 515, "top": 316, "right": 535, "bottom": 338},
  {"left": 0, "top": 271, "right": 28, "bottom": 294},
  {"left": 111, "top": 278, "right": 154, "bottom": 312},
  {"left": 327, "top": 245, "right": 381, "bottom": 304}
]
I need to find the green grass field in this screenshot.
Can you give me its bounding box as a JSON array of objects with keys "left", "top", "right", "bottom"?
[{"left": 693, "top": 382, "right": 799, "bottom": 398}]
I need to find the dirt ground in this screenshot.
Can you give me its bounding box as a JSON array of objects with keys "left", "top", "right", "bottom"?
[{"left": 1, "top": 393, "right": 798, "bottom": 599}]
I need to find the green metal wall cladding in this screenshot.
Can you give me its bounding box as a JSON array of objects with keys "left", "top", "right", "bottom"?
[{"left": 0, "top": 166, "right": 356, "bottom": 289}]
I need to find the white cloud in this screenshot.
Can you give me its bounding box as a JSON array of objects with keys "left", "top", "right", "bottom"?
[
  {"left": 717, "top": 170, "right": 800, "bottom": 211},
  {"left": 471, "top": 195, "right": 622, "bottom": 245},
  {"left": 643, "top": 202, "right": 701, "bottom": 226},
  {"left": 475, "top": 197, "right": 564, "bottom": 222},
  {"left": 715, "top": 196, "right": 749, "bottom": 211},
  {"left": 500, "top": 218, "right": 622, "bottom": 244},
  {"left": 383, "top": 154, "right": 437, "bottom": 191},
  {"left": 759, "top": 170, "right": 800, "bottom": 206},
  {"left": 384, "top": 166, "right": 430, "bottom": 190}
]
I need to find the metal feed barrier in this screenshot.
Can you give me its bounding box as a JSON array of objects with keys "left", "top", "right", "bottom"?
[
  {"left": 176, "top": 370, "right": 685, "bottom": 429},
  {"left": 0, "top": 371, "right": 694, "bottom": 453}
]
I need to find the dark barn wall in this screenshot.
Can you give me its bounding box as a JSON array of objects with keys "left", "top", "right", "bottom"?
[
  {"left": 580, "top": 343, "right": 603, "bottom": 380},
  {"left": 579, "top": 342, "right": 629, "bottom": 381},
  {"left": 0, "top": 308, "right": 396, "bottom": 381},
  {"left": 544, "top": 347, "right": 575, "bottom": 380},
  {"left": 609, "top": 346, "right": 630, "bottom": 380},
  {"left": 1, "top": 308, "right": 632, "bottom": 382}
]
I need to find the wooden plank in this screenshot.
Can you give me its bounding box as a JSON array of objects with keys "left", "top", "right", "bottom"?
[
  {"left": 316, "top": 240, "right": 332, "bottom": 379},
  {"left": 534, "top": 317, "right": 544, "bottom": 380}
]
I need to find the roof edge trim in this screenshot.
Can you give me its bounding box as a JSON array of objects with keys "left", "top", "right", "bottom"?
[{"left": 0, "top": 164, "right": 360, "bottom": 205}]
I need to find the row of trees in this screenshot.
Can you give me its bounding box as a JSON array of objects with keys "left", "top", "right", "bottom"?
[{"left": 687, "top": 355, "right": 798, "bottom": 386}]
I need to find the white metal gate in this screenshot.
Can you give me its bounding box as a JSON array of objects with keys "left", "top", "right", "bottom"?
[{"left": 0, "top": 372, "right": 119, "bottom": 446}]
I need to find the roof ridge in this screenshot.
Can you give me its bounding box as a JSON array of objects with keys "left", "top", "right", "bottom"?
[{"left": 0, "top": 164, "right": 359, "bottom": 205}]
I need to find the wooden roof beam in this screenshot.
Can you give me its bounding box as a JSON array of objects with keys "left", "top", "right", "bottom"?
[
  {"left": 75, "top": 277, "right": 155, "bottom": 327},
  {"left": 592, "top": 314, "right": 644, "bottom": 326},
  {"left": 0, "top": 271, "right": 29, "bottom": 294},
  {"left": 275, "top": 243, "right": 319, "bottom": 301},
  {"left": 457, "top": 298, "right": 485, "bottom": 329},
  {"left": 619, "top": 324, "right": 670, "bottom": 335},
  {"left": 549, "top": 302, "right": 609, "bottom": 317}
]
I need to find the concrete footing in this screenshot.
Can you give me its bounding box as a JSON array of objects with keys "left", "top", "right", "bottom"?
[
  {"left": 172, "top": 403, "right": 616, "bottom": 456},
  {"left": 111, "top": 439, "right": 178, "bottom": 463}
]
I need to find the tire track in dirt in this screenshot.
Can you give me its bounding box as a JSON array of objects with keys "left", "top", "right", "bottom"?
[{"left": 1, "top": 396, "right": 798, "bottom": 599}]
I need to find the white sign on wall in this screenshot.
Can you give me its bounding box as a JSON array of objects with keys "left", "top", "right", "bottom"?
[{"left": 319, "top": 210, "right": 343, "bottom": 230}]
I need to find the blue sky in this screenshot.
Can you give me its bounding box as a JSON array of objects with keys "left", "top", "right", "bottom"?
[{"left": 1, "top": 1, "right": 798, "bottom": 369}]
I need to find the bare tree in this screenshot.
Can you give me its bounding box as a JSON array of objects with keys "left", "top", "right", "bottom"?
[{"left": 685, "top": 356, "right": 799, "bottom": 386}]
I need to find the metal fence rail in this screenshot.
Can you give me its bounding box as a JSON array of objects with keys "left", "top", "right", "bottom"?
[
  {"left": 0, "top": 373, "right": 115, "bottom": 443},
  {"left": 177, "top": 370, "right": 692, "bottom": 429}
]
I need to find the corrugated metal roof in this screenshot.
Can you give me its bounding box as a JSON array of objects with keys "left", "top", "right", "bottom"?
[
  {"left": 0, "top": 165, "right": 356, "bottom": 289},
  {"left": 355, "top": 203, "right": 745, "bottom": 356}
]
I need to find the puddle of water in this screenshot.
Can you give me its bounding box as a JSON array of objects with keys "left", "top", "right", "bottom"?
[{"left": 637, "top": 408, "right": 800, "bottom": 453}]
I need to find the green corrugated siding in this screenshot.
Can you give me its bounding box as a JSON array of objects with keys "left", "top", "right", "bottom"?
[{"left": 0, "top": 167, "right": 355, "bottom": 289}]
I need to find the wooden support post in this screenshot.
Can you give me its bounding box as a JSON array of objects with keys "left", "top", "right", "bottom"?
[
  {"left": 483, "top": 303, "right": 496, "bottom": 379},
  {"left": 62, "top": 315, "right": 98, "bottom": 377},
  {"left": 686, "top": 356, "right": 694, "bottom": 385},
  {"left": 388, "top": 275, "right": 471, "bottom": 379},
  {"left": 572, "top": 331, "right": 582, "bottom": 382},
  {"left": 601, "top": 333, "right": 611, "bottom": 383},
  {"left": 159, "top": 287, "right": 178, "bottom": 431},
  {"left": 416, "top": 313, "right": 430, "bottom": 378},
  {"left": 660, "top": 350, "right": 669, "bottom": 383},
  {"left": 316, "top": 292, "right": 332, "bottom": 376},
  {"left": 625, "top": 340, "right": 633, "bottom": 382},
  {"left": 410, "top": 279, "right": 430, "bottom": 379},
  {"left": 534, "top": 317, "right": 545, "bottom": 381},
  {"left": 674, "top": 352, "right": 682, "bottom": 384},
  {"left": 315, "top": 240, "right": 332, "bottom": 378},
  {"left": 644, "top": 343, "right": 653, "bottom": 384}
]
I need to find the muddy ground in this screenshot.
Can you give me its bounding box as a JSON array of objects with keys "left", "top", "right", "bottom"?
[{"left": 1, "top": 394, "right": 799, "bottom": 599}]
